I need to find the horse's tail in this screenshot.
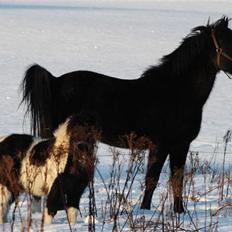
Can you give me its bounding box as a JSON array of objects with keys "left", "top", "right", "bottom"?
[{"left": 20, "top": 64, "right": 54, "bottom": 138}]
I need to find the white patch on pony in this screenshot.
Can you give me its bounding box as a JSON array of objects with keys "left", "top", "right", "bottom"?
[
  {"left": 43, "top": 207, "right": 53, "bottom": 224},
  {"left": 0, "top": 184, "right": 12, "bottom": 224},
  {"left": 19, "top": 119, "right": 71, "bottom": 197},
  {"left": 67, "top": 207, "right": 77, "bottom": 224}
]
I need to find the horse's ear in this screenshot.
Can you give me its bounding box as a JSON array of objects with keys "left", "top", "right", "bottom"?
[
  {"left": 213, "top": 16, "right": 230, "bottom": 30},
  {"left": 207, "top": 17, "right": 210, "bottom": 26}
]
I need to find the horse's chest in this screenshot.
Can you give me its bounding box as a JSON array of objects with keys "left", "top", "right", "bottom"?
[
  {"left": 170, "top": 108, "right": 202, "bottom": 142},
  {"left": 141, "top": 104, "right": 202, "bottom": 144}
]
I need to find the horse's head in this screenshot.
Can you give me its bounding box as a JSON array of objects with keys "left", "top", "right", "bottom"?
[
  {"left": 210, "top": 17, "right": 232, "bottom": 75},
  {"left": 194, "top": 17, "right": 232, "bottom": 75}
]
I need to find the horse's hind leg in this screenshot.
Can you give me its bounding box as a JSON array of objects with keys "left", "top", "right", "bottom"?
[
  {"left": 141, "top": 148, "right": 168, "bottom": 209},
  {"left": 0, "top": 184, "right": 12, "bottom": 224},
  {"left": 169, "top": 144, "right": 189, "bottom": 214}
]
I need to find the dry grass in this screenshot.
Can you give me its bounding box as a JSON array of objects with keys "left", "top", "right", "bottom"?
[{"left": 1, "top": 131, "right": 232, "bottom": 231}]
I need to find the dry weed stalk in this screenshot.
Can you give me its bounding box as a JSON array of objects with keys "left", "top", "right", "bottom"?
[
  {"left": 95, "top": 130, "right": 232, "bottom": 231},
  {"left": 2, "top": 129, "right": 232, "bottom": 231}
]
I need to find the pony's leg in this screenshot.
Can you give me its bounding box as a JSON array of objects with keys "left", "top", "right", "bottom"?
[
  {"left": 67, "top": 207, "right": 77, "bottom": 224},
  {"left": 31, "top": 196, "right": 41, "bottom": 213},
  {"left": 141, "top": 148, "right": 168, "bottom": 209},
  {"left": 65, "top": 184, "right": 86, "bottom": 224},
  {"left": 169, "top": 144, "right": 189, "bottom": 214},
  {"left": 43, "top": 207, "right": 53, "bottom": 224},
  {"left": 0, "top": 185, "right": 12, "bottom": 224}
]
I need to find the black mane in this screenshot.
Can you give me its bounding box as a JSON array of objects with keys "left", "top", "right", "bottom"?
[{"left": 142, "top": 17, "right": 230, "bottom": 79}]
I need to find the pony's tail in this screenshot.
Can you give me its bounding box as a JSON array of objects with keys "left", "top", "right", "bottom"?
[{"left": 20, "top": 64, "right": 54, "bottom": 138}]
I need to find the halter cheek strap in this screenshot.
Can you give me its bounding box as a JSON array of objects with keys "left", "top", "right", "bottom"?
[{"left": 211, "top": 30, "right": 232, "bottom": 71}]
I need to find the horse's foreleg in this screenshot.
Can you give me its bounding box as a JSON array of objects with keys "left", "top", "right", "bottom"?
[
  {"left": 169, "top": 144, "right": 189, "bottom": 214},
  {"left": 141, "top": 148, "right": 168, "bottom": 209}
]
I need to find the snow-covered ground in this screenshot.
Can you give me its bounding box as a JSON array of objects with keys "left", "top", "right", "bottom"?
[{"left": 1, "top": 0, "right": 232, "bottom": 231}]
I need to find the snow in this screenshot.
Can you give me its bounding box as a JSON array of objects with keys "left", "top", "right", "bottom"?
[{"left": 1, "top": 0, "right": 232, "bottom": 231}]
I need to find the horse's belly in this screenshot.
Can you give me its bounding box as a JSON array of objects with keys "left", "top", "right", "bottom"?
[{"left": 168, "top": 118, "right": 201, "bottom": 145}]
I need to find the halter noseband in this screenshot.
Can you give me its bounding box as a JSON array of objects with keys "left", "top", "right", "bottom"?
[{"left": 211, "top": 30, "right": 232, "bottom": 76}]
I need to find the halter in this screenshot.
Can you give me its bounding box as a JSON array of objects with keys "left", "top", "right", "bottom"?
[{"left": 211, "top": 29, "right": 232, "bottom": 78}]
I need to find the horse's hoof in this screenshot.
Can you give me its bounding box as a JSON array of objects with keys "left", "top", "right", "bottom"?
[
  {"left": 174, "top": 204, "right": 185, "bottom": 214},
  {"left": 140, "top": 202, "right": 151, "bottom": 210}
]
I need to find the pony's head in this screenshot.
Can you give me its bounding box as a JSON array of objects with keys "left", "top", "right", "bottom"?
[
  {"left": 193, "top": 17, "right": 232, "bottom": 74},
  {"left": 66, "top": 113, "right": 101, "bottom": 176},
  {"left": 67, "top": 113, "right": 101, "bottom": 143},
  {"left": 66, "top": 113, "right": 100, "bottom": 156},
  {"left": 52, "top": 113, "right": 100, "bottom": 158}
]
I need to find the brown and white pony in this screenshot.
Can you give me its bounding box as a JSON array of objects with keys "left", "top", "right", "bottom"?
[{"left": 0, "top": 114, "right": 99, "bottom": 224}]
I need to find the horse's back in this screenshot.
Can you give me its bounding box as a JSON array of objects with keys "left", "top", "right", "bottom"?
[
  {"left": 56, "top": 70, "right": 139, "bottom": 93},
  {"left": 54, "top": 70, "right": 141, "bottom": 113},
  {"left": 58, "top": 70, "right": 129, "bottom": 81}
]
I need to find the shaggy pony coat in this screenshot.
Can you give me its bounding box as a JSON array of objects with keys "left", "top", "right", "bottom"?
[{"left": 0, "top": 114, "right": 99, "bottom": 224}]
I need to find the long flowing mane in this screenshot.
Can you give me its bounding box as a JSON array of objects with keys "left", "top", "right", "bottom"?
[{"left": 142, "top": 17, "right": 230, "bottom": 79}]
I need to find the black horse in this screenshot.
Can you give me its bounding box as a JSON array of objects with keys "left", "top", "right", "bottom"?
[{"left": 21, "top": 17, "right": 232, "bottom": 213}]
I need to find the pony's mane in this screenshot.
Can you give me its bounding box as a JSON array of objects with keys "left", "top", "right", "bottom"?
[{"left": 142, "top": 17, "right": 230, "bottom": 78}]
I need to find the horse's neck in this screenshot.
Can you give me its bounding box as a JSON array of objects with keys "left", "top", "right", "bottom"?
[
  {"left": 188, "top": 66, "right": 217, "bottom": 106},
  {"left": 145, "top": 61, "right": 218, "bottom": 107}
]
